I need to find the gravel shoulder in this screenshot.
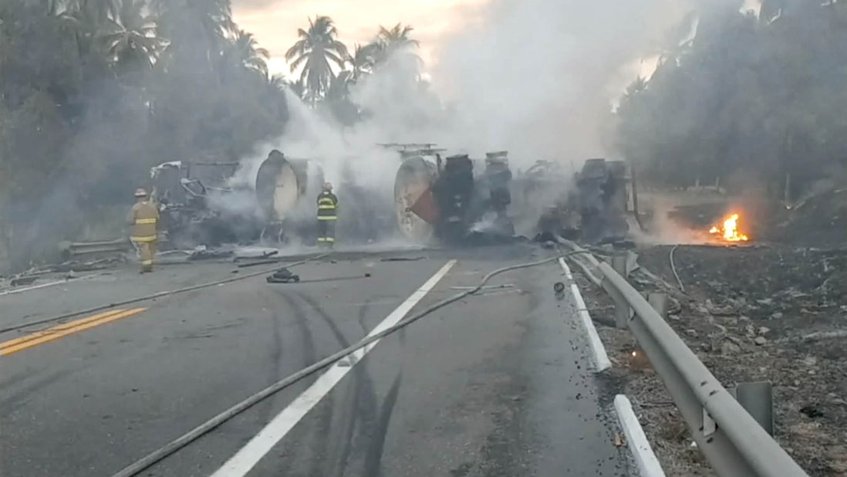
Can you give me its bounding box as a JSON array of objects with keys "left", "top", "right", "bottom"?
[{"left": 577, "top": 244, "right": 847, "bottom": 477}]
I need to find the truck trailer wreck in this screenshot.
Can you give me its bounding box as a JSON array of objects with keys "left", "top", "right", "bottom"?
[
  {"left": 150, "top": 151, "right": 326, "bottom": 248},
  {"left": 150, "top": 161, "right": 262, "bottom": 248},
  {"left": 254, "top": 150, "right": 324, "bottom": 244},
  {"left": 530, "top": 158, "right": 632, "bottom": 244},
  {"left": 393, "top": 149, "right": 516, "bottom": 244}
]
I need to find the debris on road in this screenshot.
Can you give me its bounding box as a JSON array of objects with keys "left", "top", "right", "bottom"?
[
  {"left": 236, "top": 259, "right": 285, "bottom": 268},
  {"left": 188, "top": 246, "right": 234, "bottom": 261},
  {"left": 613, "top": 432, "right": 627, "bottom": 448},
  {"left": 584, "top": 243, "right": 847, "bottom": 476},
  {"left": 266, "top": 268, "right": 300, "bottom": 283},
  {"left": 10, "top": 276, "right": 38, "bottom": 287},
  {"left": 233, "top": 248, "right": 279, "bottom": 261},
  {"left": 553, "top": 281, "right": 566, "bottom": 300}
]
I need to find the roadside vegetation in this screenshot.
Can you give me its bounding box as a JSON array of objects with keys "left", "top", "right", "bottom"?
[
  {"left": 617, "top": 1, "right": 847, "bottom": 199},
  {"left": 0, "top": 0, "right": 421, "bottom": 269}
]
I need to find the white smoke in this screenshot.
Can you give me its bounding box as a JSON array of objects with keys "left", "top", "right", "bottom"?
[
  {"left": 232, "top": 88, "right": 404, "bottom": 193},
  {"left": 225, "top": 1, "right": 717, "bottom": 242}
]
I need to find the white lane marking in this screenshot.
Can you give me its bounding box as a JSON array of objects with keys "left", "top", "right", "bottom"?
[
  {"left": 558, "top": 258, "right": 612, "bottom": 372},
  {"left": 614, "top": 395, "right": 666, "bottom": 477},
  {"left": 0, "top": 280, "right": 69, "bottom": 297},
  {"left": 0, "top": 274, "right": 103, "bottom": 298},
  {"left": 558, "top": 257, "right": 573, "bottom": 280},
  {"left": 211, "top": 259, "right": 458, "bottom": 477}
]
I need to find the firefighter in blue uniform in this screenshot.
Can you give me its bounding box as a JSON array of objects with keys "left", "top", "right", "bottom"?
[{"left": 316, "top": 182, "right": 338, "bottom": 247}]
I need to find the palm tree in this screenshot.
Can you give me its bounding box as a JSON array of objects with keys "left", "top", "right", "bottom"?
[
  {"left": 349, "top": 43, "right": 378, "bottom": 82},
  {"left": 326, "top": 69, "right": 353, "bottom": 102},
  {"left": 286, "top": 78, "right": 305, "bottom": 99},
  {"left": 80, "top": 0, "right": 118, "bottom": 21},
  {"left": 285, "top": 15, "right": 349, "bottom": 104},
  {"left": 227, "top": 29, "right": 269, "bottom": 77},
  {"left": 373, "top": 23, "right": 421, "bottom": 66},
  {"left": 153, "top": 0, "right": 235, "bottom": 72},
  {"left": 51, "top": 0, "right": 116, "bottom": 77},
  {"left": 152, "top": 0, "right": 234, "bottom": 36},
  {"left": 101, "top": 0, "right": 163, "bottom": 70},
  {"left": 268, "top": 74, "right": 286, "bottom": 92}
]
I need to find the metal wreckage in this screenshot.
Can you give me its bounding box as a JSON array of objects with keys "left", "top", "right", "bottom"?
[
  {"left": 142, "top": 144, "right": 637, "bottom": 250},
  {"left": 392, "top": 146, "right": 635, "bottom": 245}
]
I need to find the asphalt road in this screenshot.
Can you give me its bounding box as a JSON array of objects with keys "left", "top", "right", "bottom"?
[{"left": 0, "top": 245, "right": 632, "bottom": 477}]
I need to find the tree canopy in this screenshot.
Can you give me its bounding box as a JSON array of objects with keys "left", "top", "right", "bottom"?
[
  {"left": 0, "top": 0, "right": 288, "bottom": 267},
  {"left": 283, "top": 19, "right": 425, "bottom": 126},
  {"left": 616, "top": 0, "right": 847, "bottom": 198}
]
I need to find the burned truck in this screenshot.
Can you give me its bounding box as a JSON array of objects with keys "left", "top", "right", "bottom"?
[
  {"left": 393, "top": 149, "right": 515, "bottom": 244},
  {"left": 150, "top": 161, "right": 261, "bottom": 248},
  {"left": 150, "top": 151, "right": 324, "bottom": 247},
  {"left": 531, "top": 158, "right": 631, "bottom": 243},
  {"left": 254, "top": 150, "right": 324, "bottom": 243}
]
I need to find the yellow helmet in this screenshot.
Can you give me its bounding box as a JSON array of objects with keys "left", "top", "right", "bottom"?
[{"left": 134, "top": 188, "right": 148, "bottom": 198}]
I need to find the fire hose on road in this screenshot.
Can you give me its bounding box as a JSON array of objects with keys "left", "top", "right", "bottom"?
[
  {"left": 0, "top": 253, "right": 330, "bottom": 335},
  {"left": 112, "top": 253, "right": 576, "bottom": 477}
]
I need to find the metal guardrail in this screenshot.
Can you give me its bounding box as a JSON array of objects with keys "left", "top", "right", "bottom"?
[
  {"left": 59, "top": 238, "right": 130, "bottom": 259},
  {"left": 598, "top": 261, "right": 809, "bottom": 477}
]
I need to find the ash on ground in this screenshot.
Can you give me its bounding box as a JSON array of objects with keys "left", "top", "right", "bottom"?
[{"left": 580, "top": 244, "right": 847, "bottom": 477}]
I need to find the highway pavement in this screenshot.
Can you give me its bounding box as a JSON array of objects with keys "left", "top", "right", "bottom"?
[{"left": 0, "top": 245, "right": 632, "bottom": 476}]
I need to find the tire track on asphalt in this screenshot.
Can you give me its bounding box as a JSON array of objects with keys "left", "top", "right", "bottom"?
[
  {"left": 355, "top": 292, "right": 407, "bottom": 477},
  {"left": 296, "top": 292, "right": 381, "bottom": 477},
  {"left": 0, "top": 369, "right": 70, "bottom": 412},
  {"left": 325, "top": 298, "right": 376, "bottom": 477},
  {"left": 271, "top": 290, "right": 318, "bottom": 477},
  {"left": 363, "top": 372, "right": 403, "bottom": 477},
  {"left": 256, "top": 289, "right": 285, "bottom": 425}
]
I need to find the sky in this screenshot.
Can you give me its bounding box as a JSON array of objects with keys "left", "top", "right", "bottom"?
[{"left": 232, "top": 0, "right": 490, "bottom": 77}]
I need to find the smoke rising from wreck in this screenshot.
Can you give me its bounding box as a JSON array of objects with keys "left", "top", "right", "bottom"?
[
  {"left": 0, "top": 0, "right": 746, "bottom": 270},
  {"left": 224, "top": 0, "right": 718, "bottom": 243}
]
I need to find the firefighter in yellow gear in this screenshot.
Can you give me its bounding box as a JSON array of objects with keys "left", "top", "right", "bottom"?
[
  {"left": 129, "top": 188, "right": 159, "bottom": 273},
  {"left": 316, "top": 182, "right": 338, "bottom": 247}
]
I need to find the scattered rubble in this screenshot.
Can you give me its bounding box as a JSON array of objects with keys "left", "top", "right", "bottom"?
[
  {"left": 9, "top": 276, "right": 38, "bottom": 287},
  {"left": 582, "top": 243, "right": 847, "bottom": 476},
  {"left": 266, "top": 268, "right": 300, "bottom": 284}
]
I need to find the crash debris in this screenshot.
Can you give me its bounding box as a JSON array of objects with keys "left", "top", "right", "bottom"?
[
  {"left": 582, "top": 243, "right": 847, "bottom": 476},
  {"left": 266, "top": 268, "right": 300, "bottom": 283}
]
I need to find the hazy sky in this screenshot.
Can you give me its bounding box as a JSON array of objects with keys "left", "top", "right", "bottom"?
[{"left": 232, "top": 0, "right": 490, "bottom": 76}]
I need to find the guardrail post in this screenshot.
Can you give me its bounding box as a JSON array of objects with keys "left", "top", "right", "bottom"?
[
  {"left": 597, "top": 261, "right": 809, "bottom": 476},
  {"left": 731, "top": 382, "right": 774, "bottom": 436},
  {"left": 648, "top": 293, "right": 668, "bottom": 319},
  {"left": 611, "top": 253, "right": 630, "bottom": 329}
]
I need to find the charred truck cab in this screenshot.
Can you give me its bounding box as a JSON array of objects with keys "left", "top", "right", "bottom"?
[
  {"left": 150, "top": 160, "right": 259, "bottom": 248},
  {"left": 531, "top": 158, "right": 632, "bottom": 244}
]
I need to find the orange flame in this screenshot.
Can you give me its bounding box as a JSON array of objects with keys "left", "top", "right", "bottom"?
[{"left": 709, "top": 213, "right": 749, "bottom": 242}]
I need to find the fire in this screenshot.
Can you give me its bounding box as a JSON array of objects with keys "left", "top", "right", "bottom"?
[{"left": 709, "top": 213, "right": 749, "bottom": 242}]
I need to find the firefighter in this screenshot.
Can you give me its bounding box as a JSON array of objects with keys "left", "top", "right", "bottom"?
[
  {"left": 316, "top": 182, "right": 338, "bottom": 247},
  {"left": 129, "top": 188, "right": 159, "bottom": 273}
]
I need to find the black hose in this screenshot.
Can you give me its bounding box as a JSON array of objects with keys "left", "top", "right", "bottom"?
[
  {"left": 0, "top": 254, "right": 330, "bottom": 335},
  {"left": 111, "top": 253, "right": 571, "bottom": 477}
]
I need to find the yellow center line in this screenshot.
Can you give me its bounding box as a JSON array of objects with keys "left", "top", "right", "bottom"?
[
  {"left": 0, "top": 308, "right": 147, "bottom": 356},
  {"left": 0, "top": 309, "right": 129, "bottom": 350}
]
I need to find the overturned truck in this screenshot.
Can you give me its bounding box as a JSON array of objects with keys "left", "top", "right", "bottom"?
[
  {"left": 254, "top": 151, "right": 324, "bottom": 243},
  {"left": 150, "top": 151, "right": 324, "bottom": 247},
  {"left": 394, "top": 150, "right": 515, "bottom": 244},
  {"left": 530, "top": 158, "right": 632, "bottom": 244}
]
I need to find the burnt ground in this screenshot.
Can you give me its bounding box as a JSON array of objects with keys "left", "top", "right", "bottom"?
[{"left": 579, "top": 244, "right": 847, "bottom": 477}]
